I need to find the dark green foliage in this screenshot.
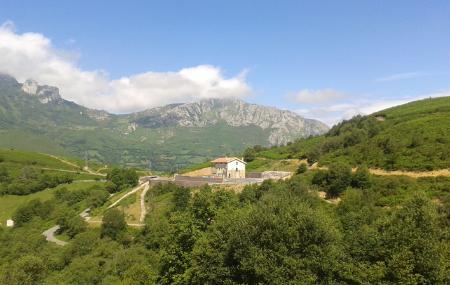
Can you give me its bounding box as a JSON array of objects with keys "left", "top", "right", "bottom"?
[
  {"left": 106, "top": 168, "right": 138, "bottom": 193},
  {"left": 379, "top": 195, "right": 445, "bottom": 284},
  {"left": 1, "top": 171, "right": 73, "bottom": 196},
  {"left": 311, "top": 163, "right": 353, "bottom": 197},
  {"left": 172, "top": 186, "right": 190, "bottom": 211},
  {"left": 296, "top": 162, "right": 308, "bottom": 174},
  {"left": 57, "top": 209, "right": 87, "bottom": 238},
  {"left": 101, "top": 208, "right": 127, "bottom": 240},
  {"left": 0, "top": 255, "right": 46, "bottom": 285},
  {"left": 12, "top": 199, "right": 53, "bottom": 226},
  {"left": 351, "top": 166, "right": 372, "bottom": 189},
  {"left": 188, "top": 195, "right": 343, "bottom": 284},
  {"left": 243, "top": 146, "right": 257, "bottom": 162}
]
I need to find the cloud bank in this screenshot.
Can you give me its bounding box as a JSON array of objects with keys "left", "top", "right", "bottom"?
[{"left": 0, "top": 22, "right": 251, "bottom": 113}]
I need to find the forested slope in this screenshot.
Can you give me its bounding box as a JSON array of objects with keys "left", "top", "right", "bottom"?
[{"left": 246, "top": 97, "right": 450, "bottom": 171}]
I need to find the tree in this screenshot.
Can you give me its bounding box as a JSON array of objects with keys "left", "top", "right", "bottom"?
[
  {"left": 105, "top": 181, "right": 119, "bottom": 193},
  {"left": 306, "top": 147, "right": 321, "bottom": 165},
  {"left": 1, "top": 255, "right": 46, "bottom": 285},
  {"left": 101, "top": 209, "right": 126, "bottom": 240},
  {"left": 243, "top": 148, "right": 256, "bottom": 162},
  {"left": 380, "top": 195, "right": 445, "bottom": 284},
  {"left": 106, "top": 168, "right": 139, "bottom": 192},
  {"left": 326, "top": 162, "right": 352, "bottom": 197},
  {"left": 172, "top": 186, "right": 190, "bottom": 211},
  {"left": 66, "top": 216, "right": 87, "bottom": 238},
  {"left": 351, "top": 166, "right": 372, "bottom": 189},
  {"left": 88, "top": 189, "right": 109, "bottom": 208},
  {"left": 187, "top": 196, "right": 343, "bottom": 284}
]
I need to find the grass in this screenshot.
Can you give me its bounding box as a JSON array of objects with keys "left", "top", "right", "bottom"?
[
  {"left": 247, "top": 158, "right": 302, "bottom": 172},
  {"left": 0, "top": 181, "right": 104, "bottom": 224},
  {"left": 117, "top": 191, "right": 140, "bottom": 223},
  {"left": 180, "top": 161, "right": 214, "bottom": 174},
  {"left": 146, "top": 191, "right": 174, "bottom": 219}
]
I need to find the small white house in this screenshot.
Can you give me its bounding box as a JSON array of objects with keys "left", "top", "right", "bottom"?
[
  {"left": 212, "top": 157, "right": 246, "bottom": 179},
  {"left": 6, "top": 219, "right": 14, "bottom": 227}
]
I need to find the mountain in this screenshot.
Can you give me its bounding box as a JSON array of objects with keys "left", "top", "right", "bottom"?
[
  {"left": 244, "top": 96, "right": 450, "bottom": 171},
  {"left": 0, "top": 74, "right": 328, "bottom": 171}
]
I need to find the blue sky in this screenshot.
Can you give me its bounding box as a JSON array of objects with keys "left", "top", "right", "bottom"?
[{"left": 0, "top": 0, "right": 449, "bottom": 125}]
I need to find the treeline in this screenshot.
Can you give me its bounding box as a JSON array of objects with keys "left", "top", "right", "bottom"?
[{"left": 0, "top": 166, "right": 73, "bottom": 195}]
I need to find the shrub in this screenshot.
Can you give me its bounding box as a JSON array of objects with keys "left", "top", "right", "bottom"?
[
  {"left": 101, "top": 209, "right": 126, "bottom": 240},
  {"left": 296, "top": 163, "right": 308, "bottom": 174}
]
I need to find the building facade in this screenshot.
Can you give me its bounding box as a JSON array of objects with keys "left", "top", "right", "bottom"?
[{"left": 212, "top": 157, "right": 246, "bottom": 179}]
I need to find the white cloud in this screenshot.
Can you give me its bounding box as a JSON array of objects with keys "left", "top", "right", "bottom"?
[
  {"left": 375, "top": 72, "right": 427, "bottom": 82},
  {"left": 0, "top": 22, "right": 251, "bottom": 113},
  {"left": 288, "top": 88, "right": 345, "bottom": 104}
]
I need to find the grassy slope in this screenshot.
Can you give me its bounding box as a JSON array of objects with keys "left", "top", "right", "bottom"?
[
  {"left": 0, "top": 148, "right": 102, "bottom": 178},
  {"left": 0, "top": 149, "right": 107, "bottom": 223},
  {"left": 248, "top": 97, "right": 450, "bottom": 171},
  {"left": 0, "top": 181, "right": 104, "bottom": 223}
]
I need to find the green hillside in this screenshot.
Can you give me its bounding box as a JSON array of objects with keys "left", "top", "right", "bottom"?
[
  {"left": 246, "top": 97, "right": 450, "bottom": 171},
  {"left": 0, "top": 74, "right": 327, "bottom": 171}
]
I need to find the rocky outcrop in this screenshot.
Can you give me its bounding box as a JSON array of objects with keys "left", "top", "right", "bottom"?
[
  {"left": 22, "top": 79, "right": 62, "bottom": 104},
  {"left": 133, "top": 98, "right": 329, "bottom": 145}
]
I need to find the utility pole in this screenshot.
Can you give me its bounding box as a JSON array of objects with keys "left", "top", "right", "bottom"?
[{"left": 84, "top": 151, "right": 88, "bottom": 170}]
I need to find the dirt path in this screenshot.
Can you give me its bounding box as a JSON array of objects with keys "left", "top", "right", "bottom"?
[
  {"left": 368, "top": 168, "right": 450, "bottom": 178},
  {"left": 310, "top": 163, "right": 450, "bottom": 178},
  {"left": 39, "top": 167, "right": 104, "bottom": 177},
  {"left": 44, "top": 154, "right": 106, "bottom": 177},
  {"left": 139, "top": 183, "right": 150, "bottom": 223},
  {"left": 42, "top": 225, "right": 67, "bottom": 246},
  {"left": 107, "top": 182, "right": 149, "bottom": 209}
]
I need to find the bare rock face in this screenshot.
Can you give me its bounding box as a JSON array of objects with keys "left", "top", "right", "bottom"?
[
  {"left": 133, "top": 98, "right": 329, "bottom": 145},
  {"left": 22, "top": 79, "right": 62, "bottom": 104}
]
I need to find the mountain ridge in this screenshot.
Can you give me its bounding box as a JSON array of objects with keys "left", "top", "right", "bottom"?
[{"left": 0, "top": 74, "right": 328, "bottom": 170}]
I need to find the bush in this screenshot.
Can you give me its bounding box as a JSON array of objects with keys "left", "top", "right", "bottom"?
[
  {"left": 106, "top": 168, "right": 139, "bottom": 192},
  {"left": 296, "top": 163, "right": 308, "bottom": 174},
  {"left": 351, "top": 166, "right": 372, "bottom": 189},
  {"left": 13, "top": 199, "right": 53, "bottom": 226},
  {"left": 326, "top": 163, "right": 352, "bottom": 197},
  {"left": 101, "top": 209, "right": 127, "bottom": 240}
]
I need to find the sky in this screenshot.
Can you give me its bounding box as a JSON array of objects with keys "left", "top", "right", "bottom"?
[{"left": 0, "top": 0, "right": 449, "bottom": 125}]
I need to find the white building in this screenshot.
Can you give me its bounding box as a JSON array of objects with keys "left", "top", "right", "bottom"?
[
  {"left": 6, "top": 219, "right": 14, "bottom": 227},
  {"left": 212, "top": 157, "right": 246, "bottom": 179}
]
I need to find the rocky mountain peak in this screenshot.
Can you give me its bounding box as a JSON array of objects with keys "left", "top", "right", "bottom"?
[
  {"left": 134, "top": 97, "right": 329, "bottom": 145},
  {"left": 22, "top": 79, "right": 39, "bottom": 95},
  {"left": 21, "top": 79, "right": 62, "bottom": 104}
]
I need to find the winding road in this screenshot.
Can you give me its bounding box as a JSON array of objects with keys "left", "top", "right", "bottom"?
[{"left": 42, "top": 225, "right": 67, "bottom": 246}]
